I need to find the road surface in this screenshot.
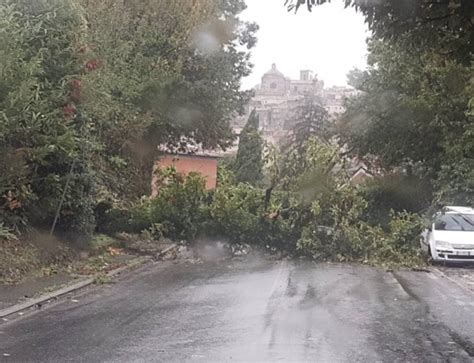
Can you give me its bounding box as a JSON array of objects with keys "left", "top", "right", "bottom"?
[{"left": 1, "top": 257, "right": 474, "bottom": 362}]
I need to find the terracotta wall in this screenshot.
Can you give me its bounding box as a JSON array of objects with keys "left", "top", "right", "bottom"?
[{"left": 152, "top": 155, "right": 218, "bottom": 196}]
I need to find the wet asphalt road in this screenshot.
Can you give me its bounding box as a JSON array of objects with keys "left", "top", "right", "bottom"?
[{"left": 1, "top": 257, "right": 474, "bottom": 362}]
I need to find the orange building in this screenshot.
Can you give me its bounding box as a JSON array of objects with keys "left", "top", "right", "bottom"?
[{"left": 152, "top": 153, "right": 219, "bottom": 196}]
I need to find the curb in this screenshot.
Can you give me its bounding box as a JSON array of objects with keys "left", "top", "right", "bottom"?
[
  {"left": 0, "top": 278, "right": 94, "bottom": 319},
  {"left": 0, "top": 244, "right": 178, "bottom": 320}
]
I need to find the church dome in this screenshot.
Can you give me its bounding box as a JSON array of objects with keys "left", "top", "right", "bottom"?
[{"left": 264, "top": 63, "right": 284, "bottom": 77}]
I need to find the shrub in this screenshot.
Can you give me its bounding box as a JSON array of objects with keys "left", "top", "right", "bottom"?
[
  {"left": 207, "top": 182, "right": 264, "bottom": 243},
  {"left": 95, "top": 199, "right": 146, "bottom": 236},
  {"left": 146, "top": 168, "right": 208, "bottom": 240},
  {"left": 205, "top": 176, "right": 302, "bottom": 250},
  {"left": 97, "top": 167, "right": 209, "bottom": 240},
  {"left": 298, "top": 209, "right": 425, "bottom": 266},
  {"left": 297, "top": 183, "right": 369, "bottom": 260},
  {"left": 378, "top": 211, "right": 426, "bottom": 265},
  {"left": 116, "top": 157, "right": 428, "bottom": 267}
]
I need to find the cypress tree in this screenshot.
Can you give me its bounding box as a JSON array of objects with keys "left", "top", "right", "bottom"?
[{"left": 234, "top": 109, "right": 264, "bottom": 185}]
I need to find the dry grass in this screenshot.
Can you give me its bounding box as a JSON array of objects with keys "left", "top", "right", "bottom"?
[{"left": 0, "top": 232, "right": 76, "bottom": 284}]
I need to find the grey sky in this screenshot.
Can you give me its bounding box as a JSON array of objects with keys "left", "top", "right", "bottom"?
[{"left": 240, "top": 0, "right": 370, "bottom": 89}]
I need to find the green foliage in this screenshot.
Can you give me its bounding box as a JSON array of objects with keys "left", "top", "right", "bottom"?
[
  {"left": 80, "top": 0, "right": 256, "bottom": 161},
  {"left": 208, "top": 180, "right": 264, "bottom": 243},
  {"left": 206, "top": 170, "right": 301, "bottom": 249},
  {"left": 0, "top": 0, "right": 440, "bottom": 269},
  {"left": 95, "top": 202, "right": 133, "bottom": 236},
  {"left": 280, "top": 138, "right": 340, "bottom": 192},
  {"left": 0, "top": 0, "right": 257, "bottom": 243},
  {"left": 435, "top": 158, "right": 474, "bottom": 206},
  {"left": 279, "top": 96, "right": 332, "bottom": 190},
  {"left": 104, "top": 139, "right": 428, "bottom": 266},
  {"left": 0, "top": 223, "right": 17, "bottom": 241},
  {"left": 289, "top": 0, "right": 474, "bottom": 208},
  {"left": 339, "top": 31, "right": 472, "bottom": 206},
  {"left": 279, "top": 138, "right": 428, "bottom": 266},
  {"left": 298, "top": 205, "right": 425, "bottom": 266},
  {"left": 284, "top": 96, "right": 330, "bottom": 151},
  {"left": 359, "top": 175, "right": 433, "bottom": 227},
  {"left": 97, "top": 169, "right": 209, "bottom": 241},
  {"left": 149, "top": 169, "right": 208, "bottom": 240},
  {"left": 341, "top": 37, "right": 470, "bottom": 168},
  {"left": 234, "top": 110, "right": 264, "bottom": 185},
  {"left": 0, "top": 0, "right": 97, "bottom": 241}
]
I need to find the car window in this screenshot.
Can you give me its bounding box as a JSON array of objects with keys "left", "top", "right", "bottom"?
[{"left": 434, "top": 214, "right": 474, "bottom": 231}]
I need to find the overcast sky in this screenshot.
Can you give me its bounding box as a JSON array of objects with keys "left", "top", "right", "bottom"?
[{"left": 240, "top": 0, "right": 370, "bottom": 89}]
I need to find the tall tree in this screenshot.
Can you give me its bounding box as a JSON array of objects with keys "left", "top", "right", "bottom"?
[
  {"left": 234, "top": 110, "right": 264, "bottom": 185},
  {"left": 79, "top": 0, "right": 258, "bottom": 198},
  {"left": 0, "top": 0, "right": 260, "bottom": 238},
  {"left": 279, "top": 96, "right": 330, "bottom": 187},
  {"left": 286, "top": 95, "right": 330, "bottom": 152},
  {"left": 287, "top": 1, "right": 474, "bottom": 205},
  {"left": 337, "top": 34, "right": 472, "bottom": 203}
]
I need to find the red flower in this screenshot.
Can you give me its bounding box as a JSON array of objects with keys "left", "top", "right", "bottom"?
[
  {"left": 85, "top": 59, "right": 101, "bottom": 71},
  {"left": 63, "top": 103, "right": 76, "bottom": 117}
]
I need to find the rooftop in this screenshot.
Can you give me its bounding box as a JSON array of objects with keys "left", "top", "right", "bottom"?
[
  {"left": 264, "top": 63, "right": 284, "bottom": 77},
  {"left": 445, "top": 206, "right": 474, "bottom": 214}
]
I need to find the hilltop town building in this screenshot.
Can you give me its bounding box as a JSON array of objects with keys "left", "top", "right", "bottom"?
[{"left": 234, "top": 64, "right": 358, "bottom": 145}]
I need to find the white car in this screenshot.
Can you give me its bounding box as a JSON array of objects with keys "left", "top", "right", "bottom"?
[{"left": 420, "top": 206, "right": 474, "bottom": 263}]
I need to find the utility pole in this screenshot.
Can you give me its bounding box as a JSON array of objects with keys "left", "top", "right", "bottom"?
[{"left": 49, "top": 159, "right": 76, "bottom": 236}]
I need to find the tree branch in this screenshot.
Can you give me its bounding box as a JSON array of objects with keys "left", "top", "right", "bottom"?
[{"left": 422, "top": 13, "right": 453, "bottom": 22}]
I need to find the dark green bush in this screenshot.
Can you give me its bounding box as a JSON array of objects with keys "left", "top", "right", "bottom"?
[
  {"left": 205, "top": 177, "right": 302, "bottom": 250},
  {"left": 359, "top": 174, "right": 433, "bottom": 227},
  {"left": 95, "top": 201, "right": 134, "bottom": 235},
  {"left": 207, "top": 182, "right": 264, "bottom": 243},
  {"left": 149, "top": 170, "right": 208, "bottom": 240},
  {"left": 115, "top": 159, "right": 428, "bottom": 266}
]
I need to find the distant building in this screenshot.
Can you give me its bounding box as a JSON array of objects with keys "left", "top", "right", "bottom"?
[
  {"left": 152, "top": 153, "right": 219, "bottom": 196},
  {"left": 323, "top": 86, "right": 359, "bottom": 116},
  {"left": 256, "top": 64, "right": 324, "bottom": 98},
  {"left": 233, "top": 63, "right": 358, "bottom": 145}
]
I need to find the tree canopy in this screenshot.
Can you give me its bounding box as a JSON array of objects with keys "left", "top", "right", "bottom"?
[
  {"left": 285, "top": 0, "right": 473, "bottom": 205},
  {"left": 332, "top": 5, "right": 473, "bottom": 204},
  {"left": 0, "top": 0, "right": 258, "bottom": 239}
]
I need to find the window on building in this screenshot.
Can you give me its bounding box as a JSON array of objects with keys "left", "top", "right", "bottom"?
[{"left": 270, "top": 82, "right": 277, "bottom": 89}]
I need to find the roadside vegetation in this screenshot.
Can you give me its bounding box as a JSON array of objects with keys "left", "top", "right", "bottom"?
[
  {"left": 100, "top": 137, "right": 427, "bottom": 267},
  {"left": 1, "top": 0, "right": 473, "bottom": 281}
]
